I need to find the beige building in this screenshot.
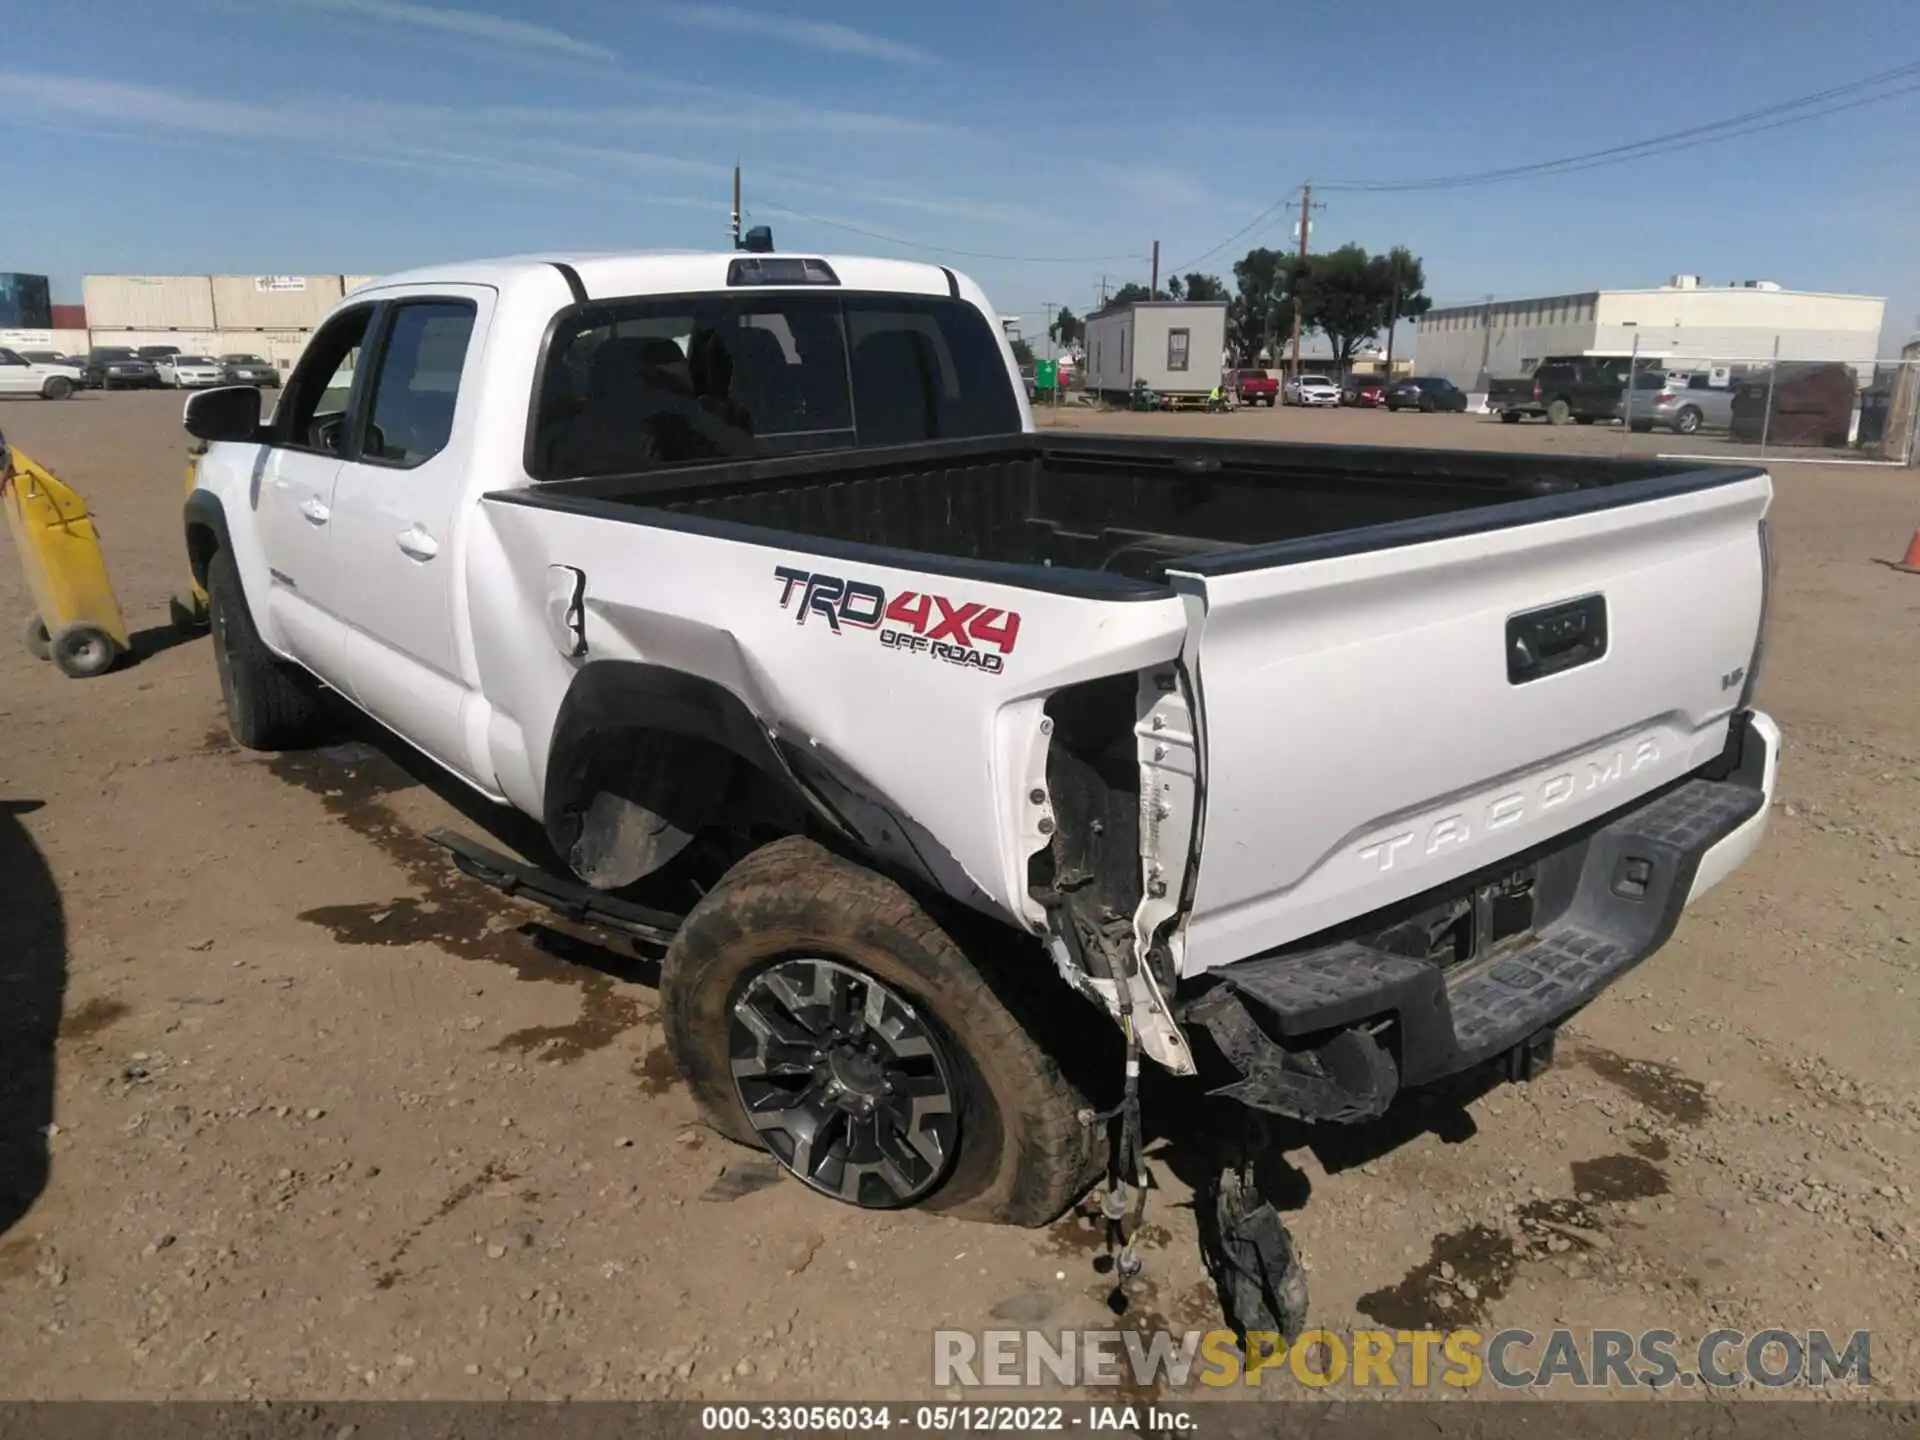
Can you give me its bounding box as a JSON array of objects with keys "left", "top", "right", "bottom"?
[{"left": 1415, "top": 277, "right": 1887, "bottom": 391}]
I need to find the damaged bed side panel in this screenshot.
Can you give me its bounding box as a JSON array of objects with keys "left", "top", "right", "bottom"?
[{"left": 474, "top": 495, "right": 1191, "bottom": 929}]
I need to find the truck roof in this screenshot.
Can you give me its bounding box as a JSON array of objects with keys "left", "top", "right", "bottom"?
[{"left": 344, "top": 250, "right": 972, "bottom": 304}]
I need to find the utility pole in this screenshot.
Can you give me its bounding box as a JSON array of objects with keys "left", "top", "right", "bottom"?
[
  {"left": 1043, "top": 302, "right": 1058, "bottom": 361},
  {"left": 1150, "top": 241, "right": 1160, "bottom": 301},
  {"left": 731, "top": 166, "right": 742, "bottom": 250},
  {"left": 1383, "top": 249, "right": 1403, "bottom": 378},
  {"left": 1097, "top": 274, "right": 1109, "bottom": 308},
  {"left": 1475, "top": 293, "right": 1495, "bottom": 390},
  {"left": 1287, "top": 185, "right": 1321, "bottom": 382}
]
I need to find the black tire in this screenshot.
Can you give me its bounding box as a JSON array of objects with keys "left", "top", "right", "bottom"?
[
  {"left": 50, "top": 623, "right": 120, "bottom": 678},
  {"left": 41, "top": 376, "right": 73, "bottom": 400},
  {"left": 1546, "top": 397, "right": 1573, "bottom": 426},
  {"left": 1675, "top": 406, "right": 1703, "bottom": 436},
  {"left": 206, "top": 546, "right": 323, "bottom": 748},
  {"left": 23, "top": 613, "right": 51, "bottom": 662},
  {"left": 100, "top": 377, "right": 115, "bottom": 392},
  {"left": 1629, "top": 421, "right": 1655, "bottom": 433},
  {"left": 1575, "top": 415, "right": 1596, "bottom": 425},
  {"left": 1500, "top": 410, "right": 1522, "bottom": 424},
  {"left": 662, "top": 835, "right": 1105, "bottom": 1227}
]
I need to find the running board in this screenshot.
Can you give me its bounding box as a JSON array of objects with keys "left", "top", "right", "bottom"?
[{"left": 425, "top": 827, "right": 683, "bottom": 947}]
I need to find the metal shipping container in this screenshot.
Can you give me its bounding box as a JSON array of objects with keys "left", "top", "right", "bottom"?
[
  {"left": 82, "top": 275, "right": 216, "bottom": 330},
  {"left": 89, "top": 329, "right": 223, "bottom": 357},
  {"left": 210, "top": 274, "right": 344, "bottom": 330}
]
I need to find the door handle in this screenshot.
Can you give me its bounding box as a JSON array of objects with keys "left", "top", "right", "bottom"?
[
  {"left": 396, "top": 524, "right": 440, "bottom": 561},
  {"left": 299, "top": 497, "right": 330, "bottom": 525}
]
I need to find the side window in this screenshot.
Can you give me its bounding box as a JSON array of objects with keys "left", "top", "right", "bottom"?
[
  {"left": 1167, "top": 328, "right": 1190, "bottom": 372},
  {"left": 276, "top": 306, "right": 375, "bottom": 453},
  {"left": 0, "top": 349, "right": 24, "bottom": 366},
  {"left": 360, "top": 300, "right": 477, "bottom": 468}
]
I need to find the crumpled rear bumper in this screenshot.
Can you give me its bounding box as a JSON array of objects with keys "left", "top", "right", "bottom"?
[{"left": 1183, "top": 710, "right": 1778, "bottom": 1124}]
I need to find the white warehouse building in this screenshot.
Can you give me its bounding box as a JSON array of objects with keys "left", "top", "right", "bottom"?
[
  {"left": 1084, "top": 299, "right": 1228, "bottom": 401},
  {"left": 1414, "top": 277, "right": 1886, "bottom": 391}
]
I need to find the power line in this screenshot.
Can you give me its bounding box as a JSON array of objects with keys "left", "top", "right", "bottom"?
[
  {"left": 1318, "top": 60, "right": 1920, "bottom": 193},
  {"left": 1168, "top": 59, "right": 1919, "bottom": 277},
  {"left": 752, "top": 197, "right": 1142, "bottom": 264}
]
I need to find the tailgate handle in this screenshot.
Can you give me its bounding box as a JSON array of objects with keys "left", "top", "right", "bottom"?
[{"left": 1507, "top": 594, "right": 1607, "bottom": 684}]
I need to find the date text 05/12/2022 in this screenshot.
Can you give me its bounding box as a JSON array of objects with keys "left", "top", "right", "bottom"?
[{"left": 774, "top": 566, "right": 1023, "bottom": 675}]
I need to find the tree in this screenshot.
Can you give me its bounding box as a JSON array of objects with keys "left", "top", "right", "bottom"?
[
  {"left": 1107, "top": 282, "right": 1152, "bottom": 306},
  {"left": 1173, "top": 272, "right": 1228, "bottom": 302},
  {"left": 1229, "top": 247, "right": 1302, "bottom": 364},
  {"left": 1009, "top": 336, "right": 1035, "bottom": 367},
  {"left": 1293, "top": 244, "right": 1432, "bottom": 371},
  {"left": 1049, "top": 306, "right": 1084, "bottom": 349}
]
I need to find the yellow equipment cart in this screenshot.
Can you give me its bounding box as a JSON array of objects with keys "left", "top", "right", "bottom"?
[
  {"left": 2, "top": 427, "right": 131, "bottom": 678},
  {"left": 172, "top": 443, "right": 210, "bottom": 632}
]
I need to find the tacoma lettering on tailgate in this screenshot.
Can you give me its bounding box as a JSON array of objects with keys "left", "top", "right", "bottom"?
[
  {"left": 1356, "top": 735, "right": 1663, "bottom": 873},
  {"left": 772, "top": 565, "right": 1021, "bottom": 675}
]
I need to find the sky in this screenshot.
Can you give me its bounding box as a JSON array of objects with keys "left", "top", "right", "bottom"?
[{"left": 1, "top": 0, "right": 1916, "bottom": 353}]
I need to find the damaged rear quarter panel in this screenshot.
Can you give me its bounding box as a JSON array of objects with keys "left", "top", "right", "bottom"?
[{"left": 475, "top": 495, "right": 1190, "bottom": 923}]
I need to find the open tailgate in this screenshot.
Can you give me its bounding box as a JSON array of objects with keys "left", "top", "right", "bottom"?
[{"left": 1167, "top": 471, "right": 1771, "bottom": 976}]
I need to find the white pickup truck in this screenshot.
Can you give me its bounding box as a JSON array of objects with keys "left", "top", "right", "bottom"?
[{"left": 181, "top": 247, "right": 1778, "bottom": 1281}]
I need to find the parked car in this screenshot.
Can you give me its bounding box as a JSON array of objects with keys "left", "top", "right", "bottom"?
[
  {"left": 182, "top": 251, "right": 1777, "bottom": 1348},
  {"left": 1284, "top": 374, "right": 1340, "bottom": 407},
  {"left": 137, "top": 344, "right": 183, "bottom": 364},
  {"left": 157, "top": 354, "right": 227, "bottom": 389},
  {"left": 0, "top": 346, "right": 84, "bottom": 399},
  {"left": 82, "top": 347, "right": 162, "bottom": 390},
  {"left": 218, "top": 353, "right": 282, "bottom": 389},
  {"left": 1629, "top": 372, "right": 1735, "bottom": 436},
  {"left": 1492, "top": 356, "right": 1637, "bottom": 424},
  {"left": 1386, "top": 376, "right": 1469, "bottom": 413},
  {"left": 1227, "top": 367, "right": 1279, "bottom": 407},
  {"left": 18, "top": 349, "right": 76, "bottom": 367},
  {"left": 1341, "top": 374, "right": 1390, "bottom": 408}
]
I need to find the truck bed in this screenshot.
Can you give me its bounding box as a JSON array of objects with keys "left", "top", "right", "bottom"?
[{"left": 509, "top": 433, "right": 1750, "bottom": 590}]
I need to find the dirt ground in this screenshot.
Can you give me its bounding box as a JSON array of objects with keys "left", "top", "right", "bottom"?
[{"left": 3, "top": 390, "right": 1918, "bottom": 1402}]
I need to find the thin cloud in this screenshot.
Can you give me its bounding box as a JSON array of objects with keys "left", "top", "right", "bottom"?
[
  {"left": 304, "top": 0, "right": 614, "bottom": 60},
  {"left": 651, "top": 4, "right": 932, "bottom": 64}
]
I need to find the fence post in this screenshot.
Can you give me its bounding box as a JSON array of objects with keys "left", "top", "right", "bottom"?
[
  {"left": 1622, "top": 334, "right": 1640, "bottom": 452},
  {"left": 1759, "top": 335, "right": 1780, "bottom": 456}
]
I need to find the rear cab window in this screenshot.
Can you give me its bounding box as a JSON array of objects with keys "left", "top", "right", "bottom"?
[{"left": 527, "top": 290, "right": 1021, "bottom": 480}]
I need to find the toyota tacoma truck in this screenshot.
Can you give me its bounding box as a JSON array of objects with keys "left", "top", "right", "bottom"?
[{"left": 179, "top": 247, "right": 1778, "bottom": 1316}]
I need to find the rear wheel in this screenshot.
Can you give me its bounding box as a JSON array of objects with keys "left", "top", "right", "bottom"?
[
  {"left": 1675, "top": 406, "right": 1703, "bottom": 436},
  {"left": 1546, "top": 398, "right": 1573, "bottom": 425},
  {"left": 207, "top": 546, "right": 324, "bottom": 748},
  {"left": 1575, "top": 415, "right": 1596, "bottom": 425},
  {"left": 1500, "top": 410, "right": 1522, "bottom": 423},
  {"left": 661, "top": 836, "right": 1105, "bottom": 1225},
  {"left": 41, "top": 376, "right": 73, "bottom": 400},
  {"left": 1629, "top": 421, "right": 1655, "bottom": 433}
]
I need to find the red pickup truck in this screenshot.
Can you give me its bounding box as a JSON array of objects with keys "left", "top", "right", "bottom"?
[{"left": 1227, "top": 367, "right": 1279, "bottom": 407}]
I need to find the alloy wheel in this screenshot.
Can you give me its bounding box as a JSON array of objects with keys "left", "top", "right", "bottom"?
[{"left": 729, "top": 957, "right": 959, "bottom": 1207}]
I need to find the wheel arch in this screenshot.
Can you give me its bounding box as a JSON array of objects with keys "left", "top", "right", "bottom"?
[
  {"left": 540, "top": 660, "right": 1010, "bottom": 919},
  {"left": 184, "top": 488, "right": 229, "bottom": 587}
]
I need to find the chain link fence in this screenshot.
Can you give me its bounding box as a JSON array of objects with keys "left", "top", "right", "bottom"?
[{"left": 1606, "top": 340, "right": 1920, "bottom": 466}]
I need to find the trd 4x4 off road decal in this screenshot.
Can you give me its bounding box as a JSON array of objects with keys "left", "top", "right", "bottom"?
[{"left": 773, "top": 565, "right": 1021, "bottom": 675}]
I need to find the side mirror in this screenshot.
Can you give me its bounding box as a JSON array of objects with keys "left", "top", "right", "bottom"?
[{"left": 183, "top": 385, "right": 264, "bottom": 444}]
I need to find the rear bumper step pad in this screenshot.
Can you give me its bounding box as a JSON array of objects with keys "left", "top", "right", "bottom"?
[{"left": 1184, "top": 767, "right": 1765, "bottom": 1124}]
